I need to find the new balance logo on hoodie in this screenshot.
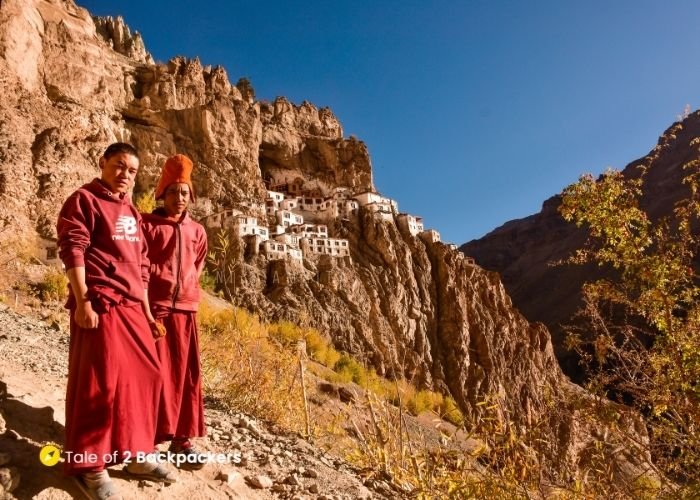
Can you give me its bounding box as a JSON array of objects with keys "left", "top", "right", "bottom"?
[{"left": 112, "top": 215, "right": 140, "bottom": 242}]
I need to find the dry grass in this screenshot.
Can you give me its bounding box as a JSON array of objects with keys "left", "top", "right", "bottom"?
[
  {"left": 197, "top": 302, "right": 670, "bottom": 498},
  {"left": 196, "top": 304, "right": 538, "bottom": 498},
  {"left": 267, "top": 319, "right": 464, "bottom": 425},
  {"left": 198, "top": 303, "right": 307, "bottom": 432},
  {"left": 134, "top": 188, "right": 156, "bottom": 214}
]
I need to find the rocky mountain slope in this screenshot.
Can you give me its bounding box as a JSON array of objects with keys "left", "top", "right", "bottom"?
[
  {"left": 0, "top": 0, "right": 652, "bottom": 482},
  {"left": 461, "top": 115, "right": 700, "bottom": 378},
  {"left": 0, "top": 302, "right": 393, "bottom": 499}
]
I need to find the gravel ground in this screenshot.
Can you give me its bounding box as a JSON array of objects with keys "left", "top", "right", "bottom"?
[{"left": 0, "top": 304, "right": 397, "bottom": 499}]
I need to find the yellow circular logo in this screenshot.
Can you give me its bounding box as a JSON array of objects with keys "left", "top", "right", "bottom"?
[{"left": 39, "top": 445, "right": 61, "bottom": 466}]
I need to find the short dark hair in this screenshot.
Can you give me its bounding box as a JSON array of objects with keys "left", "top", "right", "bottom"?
[{"left": 103, "top": 142, "right": 139, "bottom": 160}]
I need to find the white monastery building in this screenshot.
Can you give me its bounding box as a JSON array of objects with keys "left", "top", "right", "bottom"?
[{"left": 397, "top": 214, "right": 425, "bottom": 236}]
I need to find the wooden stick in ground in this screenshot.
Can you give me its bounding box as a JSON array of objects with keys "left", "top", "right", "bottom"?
[
  {"left": 350, "top": 416, "right": 371, "bottom": 456},
  {"left": 393, "top": 378, "right": 405, "bottom": 468},
  {"left": 298, "top": 341, "right": 311, "bottom": 438},
  {"left": 366, "top": 393, "right": 388, "bottom": 473},
  {"left": 400, "top": 410, "right": 423, "bottom": 483},
  {"left": 285, "top": 358, "right": 302, "bottom": 396}
]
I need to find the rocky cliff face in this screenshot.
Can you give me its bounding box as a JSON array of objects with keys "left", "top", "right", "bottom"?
[
  {"left": 0, "top": 0, "right": 649, "bottom": 477},
  {"left": 461, "top": 116, "right": 700, "bottom": 379},
  {"left": 0, "top": 0, "right": 266, "bottom": 240},
  {"left": 259, "top": 97, "right": 373, "bottom": 193}
]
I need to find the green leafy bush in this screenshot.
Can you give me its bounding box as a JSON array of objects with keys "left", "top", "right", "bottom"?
[{"left": 560, "top": 160, "right": 700, "bottom": 489}]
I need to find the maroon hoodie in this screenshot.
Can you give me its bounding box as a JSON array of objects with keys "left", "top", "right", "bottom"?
[
  {"left": 57, "top": 178, "right": 149, "bottom": 305},
  {"left": 142, "top": 208, "right": 207, "bottom": 312}
]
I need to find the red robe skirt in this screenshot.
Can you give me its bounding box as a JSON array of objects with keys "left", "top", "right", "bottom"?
[
  {"left": 155, "top": 311, "right": 206, "bottom": 442},
  {"left": 64, "top": 300, "right": 161, "bottom": 475}
]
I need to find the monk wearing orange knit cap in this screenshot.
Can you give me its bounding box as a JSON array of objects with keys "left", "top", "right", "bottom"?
[{"left": 142, "top": 154, "right": 208, "bottom": 467}]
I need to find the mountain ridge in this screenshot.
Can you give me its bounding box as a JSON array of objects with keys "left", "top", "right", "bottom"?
[
  {"left": 0, "top": 0, "right": 654, "bottom": 486},
  {"left": 461, "top": 113, "right": 699, "bottom": 378}
]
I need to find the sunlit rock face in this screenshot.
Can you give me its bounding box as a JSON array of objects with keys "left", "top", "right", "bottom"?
[{"left": 0, "top": 0, "right": 652, "bottom": 479}]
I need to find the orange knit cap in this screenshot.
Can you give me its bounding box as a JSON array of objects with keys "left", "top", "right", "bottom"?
[{"left": 154, "top": 154, "right": 196, "bottom": 201}]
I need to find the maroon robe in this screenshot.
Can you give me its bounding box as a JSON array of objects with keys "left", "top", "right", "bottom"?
[
  {"left": 57, "top": 179, "right": 161, "bottom": 475},
  {"left": 154, "top": 311, "right": 205, "bottom": 441},
  {"left": 142, "top": 209, "right": 207, "bottom": 441}
]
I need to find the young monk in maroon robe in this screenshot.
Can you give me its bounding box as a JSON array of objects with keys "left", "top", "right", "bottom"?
[
  {"left": 142, "top": 154, "right": 208, "bottom": 467},
  {"left": 57, "top": 143, "right": 176, "bottom": 500}
]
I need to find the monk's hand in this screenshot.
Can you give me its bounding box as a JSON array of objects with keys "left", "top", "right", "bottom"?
[
  {"left": 149, "top": 320, "right": 167, "bottom": 340},
  {"left": 75, "top": 300, "right": 99, "bottom": 329}
]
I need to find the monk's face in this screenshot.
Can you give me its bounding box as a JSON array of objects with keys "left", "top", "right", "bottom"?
[
  {"left": 99, "top": 152, "right": 139, "bottom": 194},
  {"left": 163, "top": 182, "right": 190, "bottom": 218}
]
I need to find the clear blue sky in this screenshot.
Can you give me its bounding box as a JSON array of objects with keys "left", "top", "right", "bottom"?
[{"left": 79, "top": 0, "right": 700, "bottom": 243}]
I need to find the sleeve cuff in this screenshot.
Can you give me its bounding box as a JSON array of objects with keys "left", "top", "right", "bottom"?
[{"left": 62, "top": 252, "right": 85, "bottom": 269}]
